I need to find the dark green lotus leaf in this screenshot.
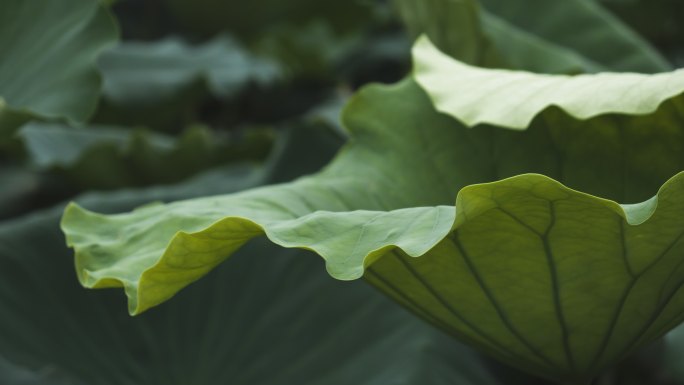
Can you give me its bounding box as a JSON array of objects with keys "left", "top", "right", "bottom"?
[
  {"left": 393, "top": 0, "right": 599, "bottom": 73},
  {"left": 393, "top": 0, "right": 668, "bottom": 74},
  {"left": 253, "top": 22, "right": 361, "bottom": 79},
  {"left": 17, "top": 122, "right": 272, "bottom": 189},
  {"left": 0, "top": 167, "right": 49, "bottom": 221},
  {"left": 593, "top": 0, "right": 684, "bottom": 66},
  {"left": 478, "top": 0, "right": 671, "bottom": 72},
  {"left": 479, "top": 12, "right": 603, "bottom": 73},
  {"left": 99, "top": 35, "right": 281, "bottom": 106},
  {"left": 392, "top": 0, "right": 498, "bottom": 67},
  {"left": 0, "top": 0, "right": 118, "bottom": 136},
  {"left": 0, "top": 127, "right": 528, "bottom": 385}
]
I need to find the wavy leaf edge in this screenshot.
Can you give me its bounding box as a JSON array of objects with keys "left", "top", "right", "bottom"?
[
  {"left": 413, "top": 35, "right": 684, "bottom": 130},
  {"left": 61, "top": 170, "right": 680, "bottom": 315}
]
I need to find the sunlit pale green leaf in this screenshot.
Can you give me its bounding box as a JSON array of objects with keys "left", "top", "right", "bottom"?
[
  {"left": 0, "top": 0, "right": 118, "bottom": 135},
  {"left": 413, "top": 36, "right": 684, "bottom": 129}
]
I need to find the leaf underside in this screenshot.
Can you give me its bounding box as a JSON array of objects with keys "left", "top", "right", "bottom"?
[{"left": 413, "top": 37, "right": 684, "bottom": 129}]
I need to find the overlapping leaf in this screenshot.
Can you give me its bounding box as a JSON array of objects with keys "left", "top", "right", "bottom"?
[{"left": 0, "top": 0, "right": 118, "bottom": 136}]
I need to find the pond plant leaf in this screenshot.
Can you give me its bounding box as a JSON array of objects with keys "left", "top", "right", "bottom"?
[
  {"left": 98, "top": 35, "right": 281, "bottom": 106},
  {"left": 413, "top": 36, "right": 684, "bottom": 129},
  {"left": 62, "top": 40, "right": 684, "bottom": 383},
  {"left": 478, "top": 0, "right": 671, "bottom": 73},
  {"left": 0, "top": 0, "right": 118, "bottom": 135}
]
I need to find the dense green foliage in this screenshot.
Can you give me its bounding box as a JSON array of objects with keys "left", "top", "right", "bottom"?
[{"left": 1, "top": 0, "right": 683, "bottom": 384}]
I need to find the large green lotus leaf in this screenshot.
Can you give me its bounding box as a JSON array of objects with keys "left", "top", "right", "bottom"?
[
  {"left": 478, "top": 0, "right": 671, "bottom": 73},
  {"left": 16, "top": 122, "right": 272, "bottom": 189},
  {"left": 98, "top": 35, "right": 280, "bottom": 106},
  {"left": 0, "top": 138, "right": 527, "bottom": 385},
  {"left": 0, "top": 0, "right": 118, "bottom": 135},
  {"left": 63, "top": 69, "right": 684, "bottom": 382},
  {"left": 414, "top": 36, "right": 684, "bottom": 130}
]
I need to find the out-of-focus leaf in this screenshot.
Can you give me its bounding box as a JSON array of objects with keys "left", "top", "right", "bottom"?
[
  {"left": 413, "top": 36, "right": 684, "bottom": 129},
  {"left": 393, "top": 0, "right": 497, "bottom": 66},
  {"left": 664, "top": 324, "right": 684, "bottom": 382},
  {"left": 253, "top": 22, "right": 364, "bottom": 79},
  {"left": 0, "top": 167, "right": 40, "bottom": 219},
  {"left": 479, "top": 12, "right": 603, "bottom": 73},
  {"left": 0, "top": 357, "right": 77, "bottom": 385},
  {"left": 596, "top": 0, "right": 684, "bottom": 64},
  {"left": 99, "top": 35, "right": 281, "bottom": 106},
  {"left": 393, "top": 0, "right": 668, "bottom": 73},
  {"left": 164, "top": 0, "right": 375, "bottom": 40},
  {"left": 478, "top": 0, "right": 671, "bottom": 72},
  {"left": 17, "top": 122, "right": 273, "bottom": 189},
  {"left": 0, "top": 0, "right": 118, "bottom": 136}
]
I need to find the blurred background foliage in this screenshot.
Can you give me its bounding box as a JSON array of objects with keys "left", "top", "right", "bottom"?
[{"left": 0, "top": 0, "right": 682, "bottom": 384}]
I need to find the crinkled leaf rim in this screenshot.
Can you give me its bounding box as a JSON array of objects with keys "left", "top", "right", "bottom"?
[{"left": 61, "top": 170, "right": 678, "bottom": 316}]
